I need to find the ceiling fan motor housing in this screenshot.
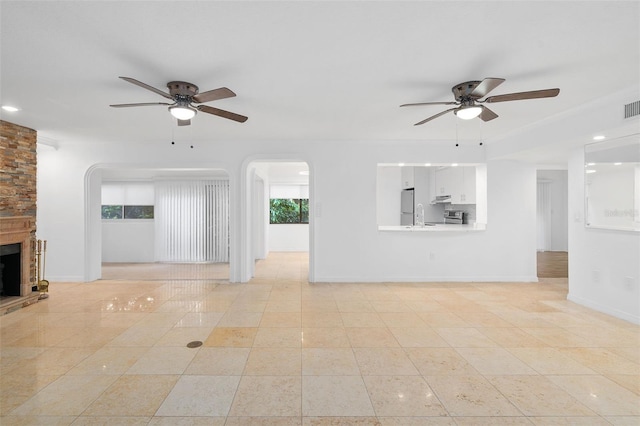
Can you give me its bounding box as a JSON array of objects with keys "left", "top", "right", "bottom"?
[
  {"left": 452, "top": 81, "right": 483, "bottom": 101},
  {"left": 167, "top": 81, "right": 199, "bottom": 97}
]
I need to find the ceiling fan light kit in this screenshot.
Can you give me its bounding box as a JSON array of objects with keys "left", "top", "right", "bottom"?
[
  {"left": 454, "top": 105, "right": 482, "bottom": 120},
  {"left": 401, "top": 77, "right": 560, "bottom": 126},
  {"left": 110, "top": 77, "right": 248, "bottom": 126},
  {"left": 169, "top": 105, "right": 196, "bottom": 120}
]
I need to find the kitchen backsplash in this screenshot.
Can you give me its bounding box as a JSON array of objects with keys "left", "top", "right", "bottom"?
[{"left": 447, "top": 204, "right": 476, "bottom": 222}]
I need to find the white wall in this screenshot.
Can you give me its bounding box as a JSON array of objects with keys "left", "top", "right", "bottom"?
[
  {"left": 568, "top": 148, "right": 640, "bottom": 324},
  {"left": 101, "top": 182, "right": 155, "bottom": 262},
  {"left": 37, "top": 138, "right": 537, "bottom": 283},
  {"left": 269, "top": 224, "right": 309, "bottom": 252},
  {"left": 102, "top": 220, "right": 155, "bottom": 262},
  {"left": 376, "top": 166, "right": 400, "bottom": 226},
  {"left": 537, "top": 170, "right": 568, "bottom": 251}
]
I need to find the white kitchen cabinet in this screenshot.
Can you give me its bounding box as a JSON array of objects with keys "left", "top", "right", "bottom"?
[
  {"left": 401, "top": 166, "right": 414, "bottom": 189},
  {"left": 460, "top": 167, "right": 476, "bottom": 204},
  {"left": 435, "top": 167, "right": 454, "bottom": 195},
  {"left": 435, "top": 166, "right": 476, "bottom": 204}
]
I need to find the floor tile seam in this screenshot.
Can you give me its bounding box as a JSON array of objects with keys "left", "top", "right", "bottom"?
[
  {"left": 424, "top": 373, "right": 525, "bottom": 419},
  {"left": 451, "top": 347, "right": 543, "bottom": 378},
  {"left": 474, "top": 327, "right": 550, "bottom": 349},
  {"left": 14, "top": 371, "right": 122, "bottom": 418},
  {"left": 500, "top": 346, "right": 600, "bottom": 376},
  {"left": 554, "top": 347, "right": 640, "bottom": 374},
  {"left": 360, "top": 373, "right": 452, "bottom": 418},
  {"left": 479, "top": 373, "right": 601, "bottom": 416}
]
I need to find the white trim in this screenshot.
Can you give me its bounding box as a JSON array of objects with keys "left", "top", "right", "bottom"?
[
  {"left": 313, "top": 275, "right": 540, "bottom": 283},
  {"left": 568, "top": 293, "right": 640, "bottom": 325}
]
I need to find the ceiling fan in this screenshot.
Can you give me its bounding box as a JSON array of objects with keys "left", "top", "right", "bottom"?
[
  {"left": 110, "top": 76, "right": 248, "bottom": 126},
  {"left": 401, "top": 78, "right": 559, "bottom": 125}
]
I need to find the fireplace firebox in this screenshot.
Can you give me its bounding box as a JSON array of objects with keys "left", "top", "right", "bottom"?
[{"left": 0, "top": 243, "right": 22, "bottom": 297}]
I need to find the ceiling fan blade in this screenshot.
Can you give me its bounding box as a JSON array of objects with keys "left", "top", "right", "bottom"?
[
  {"left": 110, "top": 102, "right": 172, "bottom": 108},
  {"left": 401, "top": 101, "right": 458, "bottom": 107},
  {"left": 119, "top": 76, "right": 174, "bottom": 100},
  {"left": 484, "top": 88, "right": 560, "bottom": 103},
  {"left": 177, "top": 119, "right": 191, "bottom": 126},
  {"left": 192, "top": 87, "right": 236, "bottom": 104},
  {"left": 479, "top": 106, "right": 498, "bottom": 122},
  {"left": 414, "top": 107, "right": 458, "bottom": 126},
  {"left": 471, "top": 78, "right": 505, "bottom": 98},
  {"left": 197, "top": 105, "right": 248, "bottom": 123}
]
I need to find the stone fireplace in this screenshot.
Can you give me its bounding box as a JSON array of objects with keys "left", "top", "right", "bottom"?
[
  {"left": 0, "top": 217, "right": 34, "bottom": 299},
  {"left": 1, "top": 120, "right": 39, "bottom": 313}
]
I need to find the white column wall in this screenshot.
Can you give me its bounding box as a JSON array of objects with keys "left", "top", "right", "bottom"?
[{"left": 568, "top": 148, "right": 640, "bottom": 324}]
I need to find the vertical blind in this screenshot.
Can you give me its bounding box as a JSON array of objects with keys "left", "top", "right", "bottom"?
[{"left": 155, "top": 180, "right": 229, "bottom": 263}]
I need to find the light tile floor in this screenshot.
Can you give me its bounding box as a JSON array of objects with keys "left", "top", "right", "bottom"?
[{"left": 1, "top": 252, "right": 638, "bottom": 425}]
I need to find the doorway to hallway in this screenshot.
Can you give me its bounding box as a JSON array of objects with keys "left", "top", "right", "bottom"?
[
  {"left": 536, "top": 170, "right": 568, "bottom": 279},
  {"left": 246, "top": 160, "right": 312, "bottom": 282}
]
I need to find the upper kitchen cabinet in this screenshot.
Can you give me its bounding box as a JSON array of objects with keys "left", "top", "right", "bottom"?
[
  {"left": 401, "top": 166, "right": 414, "bottom": 189},
  {"left": 435, "top": 166, "right": 476, "bottom": 204}
]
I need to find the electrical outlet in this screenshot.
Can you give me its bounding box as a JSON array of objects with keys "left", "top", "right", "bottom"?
[
  {"left": 429, "top": 252, "right": 436, "bottom": 261},
  {"left": 624, "top": 276, "right": 634, "bottom": 291},
  {"left": 592, "top": 270, "right": 600, "bottom": 283}
]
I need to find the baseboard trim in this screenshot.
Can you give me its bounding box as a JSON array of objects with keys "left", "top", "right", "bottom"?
[
  {"left": 311, "top": 275, "right": 539, "bottom": 283},
  {"left": 567, "top": 293, "right": 640, "bottom": 325}
]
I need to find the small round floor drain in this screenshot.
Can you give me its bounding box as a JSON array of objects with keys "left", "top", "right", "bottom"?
[{"left": 186, "top": 341, "right": 203, "bottom": 348}]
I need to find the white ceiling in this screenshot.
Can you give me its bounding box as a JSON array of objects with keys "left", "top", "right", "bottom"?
[{"left": 1, "top": 1, "right": 639, "bottom": 160}]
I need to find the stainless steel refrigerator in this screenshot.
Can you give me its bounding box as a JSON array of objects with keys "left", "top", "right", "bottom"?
[{"left": 401, "top": 189, "right": 414, "bottom": 226}]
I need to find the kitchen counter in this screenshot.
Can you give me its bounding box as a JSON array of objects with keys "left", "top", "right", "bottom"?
[{"left": 378, "top": 223, "right": 486, "bottom": 232}]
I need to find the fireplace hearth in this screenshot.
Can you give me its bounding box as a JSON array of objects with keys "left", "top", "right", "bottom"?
[{"left": 0, "top": 217, "right": 40, "bottom": 314}]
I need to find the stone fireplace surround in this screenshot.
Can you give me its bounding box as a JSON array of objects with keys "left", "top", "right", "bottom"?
[
  {"left": 1, "top": 120, "right": 39, "bottom": 314},
  {"left": 0, "top": 216, "right": 38, "bottom": 312}
]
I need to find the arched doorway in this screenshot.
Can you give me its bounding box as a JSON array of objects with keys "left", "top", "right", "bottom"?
[{"left": 85, "top": 165, "right": 232, "bottom": 282}]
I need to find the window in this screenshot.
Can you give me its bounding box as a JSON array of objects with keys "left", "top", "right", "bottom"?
[
  {"left": 101, "top": 205, "right": 154, "bottom": 219},
  {"left": 124, "top": 205, "right": 154, "bottom": 219},
  {"left": 101, "top": 205, "right": 123, "bottom": 219},
  {"left": 270, "top": 199, "right": 309, "bottom": 224}
]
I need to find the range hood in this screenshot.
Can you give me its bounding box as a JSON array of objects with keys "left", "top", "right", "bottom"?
[{"left": 431, "top": 195, "right": 451, "bottom": 204}]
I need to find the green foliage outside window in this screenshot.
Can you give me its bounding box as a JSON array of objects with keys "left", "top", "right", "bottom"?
[
  {"left": 124, "top": 205, "right": 154, "bottom": 219},
  {"left": 270, "top": 199, "right": 309, "bottom": 224},
  {"left": 101, "top": 205, "right": 123, "bottom": 219},
  {"left": 102, "top": 205, "right": 154, "bottom": 219}
]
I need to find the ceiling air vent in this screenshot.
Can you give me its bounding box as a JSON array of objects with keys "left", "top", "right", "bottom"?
[{"left": 624, "top": 100, "right": 640, "bottom": 119}]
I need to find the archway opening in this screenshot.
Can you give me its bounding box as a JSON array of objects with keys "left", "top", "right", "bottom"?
[
  {"left": 86, "top": 166, "right": 231, "bottom": 282},
  {"left": 245, "top": 160, "right": 312, "bottom": 283}
]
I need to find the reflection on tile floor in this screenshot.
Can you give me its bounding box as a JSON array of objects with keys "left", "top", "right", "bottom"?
[{"left": 1, "top": 252, "right": 638, "bottom": 424}]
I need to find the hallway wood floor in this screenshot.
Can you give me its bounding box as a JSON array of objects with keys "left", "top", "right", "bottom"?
[{"left": 537, "top": 251, "right": 568, "bottom": 279}]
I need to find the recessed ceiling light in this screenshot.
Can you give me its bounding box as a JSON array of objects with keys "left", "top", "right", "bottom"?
[
  {"left": 1, "top": 105, "right": 20, "bottom": 112},
  {"left": 451, "top": 163, "right": 459, "bottom": 167},
  {"left": 593, "top": 135, "right": 605, "bottom": 141},
  {"left": 424, "top": 163, "right": 431, "bottom": 166},
  {"left": 398, "top": 163, "right": 405, "bottom": 167},
  {"left": 614, "top": 162, "right": 622, "bottom": 166}
]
